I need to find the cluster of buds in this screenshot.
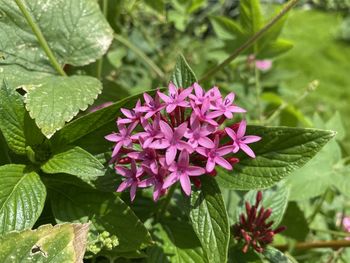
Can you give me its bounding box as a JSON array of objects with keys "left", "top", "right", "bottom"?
[
  {"left": 105, "top": 83, "right": 261, "bottom": 201},
  {"left": 233, "top": 191, "right": 286, "bottom": 253}
]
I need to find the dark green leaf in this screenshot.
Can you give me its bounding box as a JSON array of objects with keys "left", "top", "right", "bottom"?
[
  {"left": 216, "top": 126, "right": 335, "bottom": 190},
  {"left": 239, "top": 0, "right": 263, "bottom": 34},
  {"left": 0, "top": 81, "right": 26, "bottom": 154},
  {"left": 0, "top": 164, "right": 46, "bottom": 235},
  {"left": 263, "top": 246, "right": 292, "bottom": 263},
  {"left": 49, "top": 183, "right": 152, "bottom": 253},
  {"left": 170, "top": 55, "right": 197, "bottom": 88},
  {"left": 148, "top": 221, "right": 206, "bottom": 263},
  {"left": 0, "top": 223, "right": 89, "bottom": 262},
  {"left": 144, "top": 0, "right": 164, "bottom": 14},
  {"left": 188, "top": 176, "right": 229, "bottom": 263},
  {"left": 41, "top": 146, "right": 105, "bottom": 184}
]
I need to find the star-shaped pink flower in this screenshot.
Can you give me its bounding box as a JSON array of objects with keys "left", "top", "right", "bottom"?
[
  {"left": 184, "top": 118, "right": 215, "bottom": 149},
  {"left": 163, "top": 150, "right": 205, "bottom": 196},
  {"left": 225, "top": 120, "right": 261, "bottom": 158},
  {"left": 157, "top": 83, "right": 193, "bottom": 113},
  {"left": 211, "top": 93, "right": 246, "bottom": 119}
]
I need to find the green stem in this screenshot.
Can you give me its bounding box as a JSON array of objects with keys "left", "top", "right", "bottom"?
[
  {"left": 114, "top": 34, "right": 165, "bottom": 81},
  {"left": 311, "top": 228, "right": 350, "bottom": 238},
  {"left": 275, "top": 240, "right": 350, "bottom": 251},
  {"left": 308, "top": 188, "right": 329, "bottom": 224},
  {"left": 199, "top": 0, "right": 299, "bottom": 82},
  {"left": 156, "top": 184, "right": 177, "bottom": 221},
  {"left": 14, "top": 0, "right": 66, "bottom": 76},
  {"left": 96, "top": 0, "right": 108, "bottom": 79},
  {"left": 254, "top": 65, "right": 263, "bottom": 123}
]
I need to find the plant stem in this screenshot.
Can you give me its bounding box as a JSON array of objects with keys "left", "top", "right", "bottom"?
[
  {"left": 199, "top": 0, "right": 299, "bottom": 82},
  {"left": 114, "top": 34, "right": 166, "bottom": 81},
  {"left": 96, "top": 0, "right": 108, "bottom": 79},
  {"left": 156, "top": 184, "right": 177, "bottom": 221},
  {"left": 275, "top": 240, "right": 350, "bottom": 251},
  {"left": 14, "top": 0, "right": 66, "bottom": 76},
  {"left": 311, "top": 228, "right": 350, "bottom": 238}
]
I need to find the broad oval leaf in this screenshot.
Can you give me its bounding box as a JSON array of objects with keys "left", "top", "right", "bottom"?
[
  {"left": 170, "top": 54, "right": 197, "bottom": 88},
  {"left": 41, "top": 146, "right": 105, "bottom": 184},
  {"left": 148, "top": 221, "right": 206, "bottom": 263},
  {"left": 188, "top": 176, "right": 229, "bottom": 263},
  {"left": 0, "top": 223, "right": 89, "bottom": 263},
  {"left": 263, "top": 246, "right": 294, "bottom": 263},
  {"left": 0, "top": 81, "right": 26, "bottom": 154},
  {"left": 0, "top": 164, "right": 46, "bottom": 235},
  {"left": 0, "top": 0, "right": 113, "bottom": 73},
  {"left": 24, "top": 75, "right": 102, "bottom": 138},
  {"left": 216, "top": 126, "right": 335, "bottom": 190},
  {"left": 49, "top": 183, "right": 152, "bottom": 253}
]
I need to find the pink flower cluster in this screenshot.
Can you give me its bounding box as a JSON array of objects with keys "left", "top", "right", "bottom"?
[{"left": 105, "top": 83, "right": 261, "bottom": 201}]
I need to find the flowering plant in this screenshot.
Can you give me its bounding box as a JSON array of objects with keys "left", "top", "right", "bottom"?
[{"left": 106, "top": 83, "right": 261, "bottom": 201}]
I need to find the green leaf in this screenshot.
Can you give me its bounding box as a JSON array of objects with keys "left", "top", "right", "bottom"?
[
  {"left": 0, "top": 81, "right": 26, "bottom": 154},
  {"left": 24, "top": 75, "right": 102, "bottom": 138},
  {"left": 0, "top": 223, "right": 89, "bottom": 262},
  {"left": 259, "top": 39, "right": 294, "bottom": 59},
  {"left": 236, "top": 185, "right": 290, "bottom": 228},
  {"left": 52, "top": 89, "right": 159, "bottom": 147},
  {"left": 0, "top": 164, "right": 46, "bottom": 235},
  {"left": 280, "top": 202, "right": 309, "bottom": 241},
  {"left": 41, "top": 146, "right": 105, "bottom": 184},
  {"left": 188, "top": 176, "right": 229, "bottom": 263},
  {"left": 263, "top": 246, "right": 292, "bottom": 263},
  {"left": 170, "top": 54, "right": 197, "bottom": 88},
  {"left": 148, "top": 221, "right": 206, "bottom": 263},
  {"left": 216, "top": 126, "right": 335, "bottom": 190},
  {"left": 49, "top": 183, "right": 152, "bottom": 253},
  {"left": 239, "top": 0, "right": 263, "bottom": 34},
  {"left": 221, "top": 188, "right": 241, "bottom": 225},
  {"left": 0, "top": 131, "right": 11, "bottom": 164},
  {"left": 0, "top": 0, "right": 113, "bottom": 73},
  {"left": 325, "top": 111, "right": 345, "bottom": 141},
  {"left": 144, "top": 0, "right": 164, "bottom": 14},
  {"left": 210, "top": 16, "right": 245, "bottom": 40}
]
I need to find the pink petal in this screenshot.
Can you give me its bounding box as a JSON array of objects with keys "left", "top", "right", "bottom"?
[
  {"left": 217, "top": 146, "right": 234, "bottom": 156},
  {"left": 163, "top": 172, "right": 179, "bottom": 189},
  {"left": 166, "top": 104, "right": 177, "bottom": 113},
  {"left": 206, "top": 111, "right": 223, "bottom": 119},
  {"left": 112, "top": 142, "right": 123, "bottom": 157},
  {"left": 224, "top": 111, "right": 233, "bottom": 119},
  {"left": 180, "top": 174, "right": 191, "bottom": 196},
  {"left": 143, "top": 93, "right": 153, "bottom": 104},
  {"left": 178, "top": 149, "right": 189, "bottom": 166},
  {"left": 117, "top": 179, "right": 133, "bottom": 192},
  {"left": 225, "top": 127, "right": 237, "bottom": 140},
  {"left": 138, "top": 178, "right": 154, "bottom": 188},
  {"left": 177, "top": 141, "right": 193, "bottom": 153},
  {"left": 187, "top": 166, "right": 205, "bottom": 176},
  {"left": 240, "top": 143, "right": 256, "bottom": 158},
  {"left": 105, "top": 133, "right": 121, "bottom": 142},
  {"left": 143, "top": 137, "right": 154, "bottom": 148},
  {"left": 215, "top": 156, "right": 232, "bottom": 170},
  {"left": 193, "top": 82, "right": 204, "bottom": 97},
  {"left": 166, "top": 146, "right": 177, "bottom": 165},
  {"left": 174, "top": 122, "right": 188, "bottom": 140},
  {"left": 159, "top": 121, "right": 174, "bottom": 140},
  {"left": 135, "top": 106, "right": 150, "bottom": 112},
  {"left": 149, "top": 139, "right": 170, "bottom": 149},
  {"left": 198, "top": 137, "right": 215, "bottom": 148},
  {"left": 206, "top": 159, "right": 216, "bottom": 172},
  {"left": 117, "top": 118, "right": 132, "bottom": 124},
  {"left": 157, "top": 91, "right": 171, "bottom": 103},
  {"left": 178, "top": 86, "right": 193, "bottom": 101},
  {"left": 237, "top": 120, "right": 247, "bottom": 138},
  {"left": 130, "top": 184, "right": 137, "bottom": 202},
  {"left": 169, "top": 82, "right": 178, "bottom": 95},
  {"left": 241, "top": 135, "right": 261, "bottom": 144},
  {"left": 196, "top": 147, "right": 208, "bottom": 157},
  {"left": 121, "top": 108, "right": 134, "bottom": 119},
  {"left": 127, "top": 151, "right": 141, "bottom": 160},
  {"left": 225, "top": 93, "right": 235, "bottom": 104},
  {"left": 228, "top": 105, "right": 246, "bottom": 113}
]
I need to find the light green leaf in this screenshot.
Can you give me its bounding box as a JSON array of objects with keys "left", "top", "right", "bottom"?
[
  {"left": 325, "top": 111, "right": 345, "bottom": 140},
  {"left": 263, "top": 246, "right": 292, "bottom": 263},
  {"left": 170, "top": 54, "right": 197, "bottom": 88},
  {"left": 188, "top": 176, "right": 229, "bottom": 263},
  {"left": 0, "top": 0, "right": 113, "bottom": 73},
  {"left": 50, "top": 183, "right": 152, "bottom": 253},
  {"left": 221, "top": 188, "right": 241, "bottom": 225},
  {"left": 0, "top": 164, "right": 46, "bottom": 235},
  {"left": 216, "top": 126, "right": 335, "bottom": 190},
  {"left": 333, "top": 166, "right": 350, "bottom": 198},
  {"left": 0, "top": 223, "right": 89, "bottom": 262},
  {"left": 24, "top": 75, "right": 102, "bottom": 138},
  {"left": 236, "top": 185, "right": 290, "bottom": 229},
  {"left": 210, "top": 16, "right": 245, "bottom": 40},
  {"left": 41, "top": 146, "right": 105, "bottom": 184},
  {"left": 259, "top": 39, "right": 294, "bottom": 59},
  {"left": 239, "top": 0, "right": 263, "bottom": 34},
  {"left": 148, "top": 221, "right": 206, "bottom": 263},
  {"left": 0, "top": 81, "right": 26, "bottom": 154},
  {"left": 144, "top": 0, "right": 164, "bottom": 14}
]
